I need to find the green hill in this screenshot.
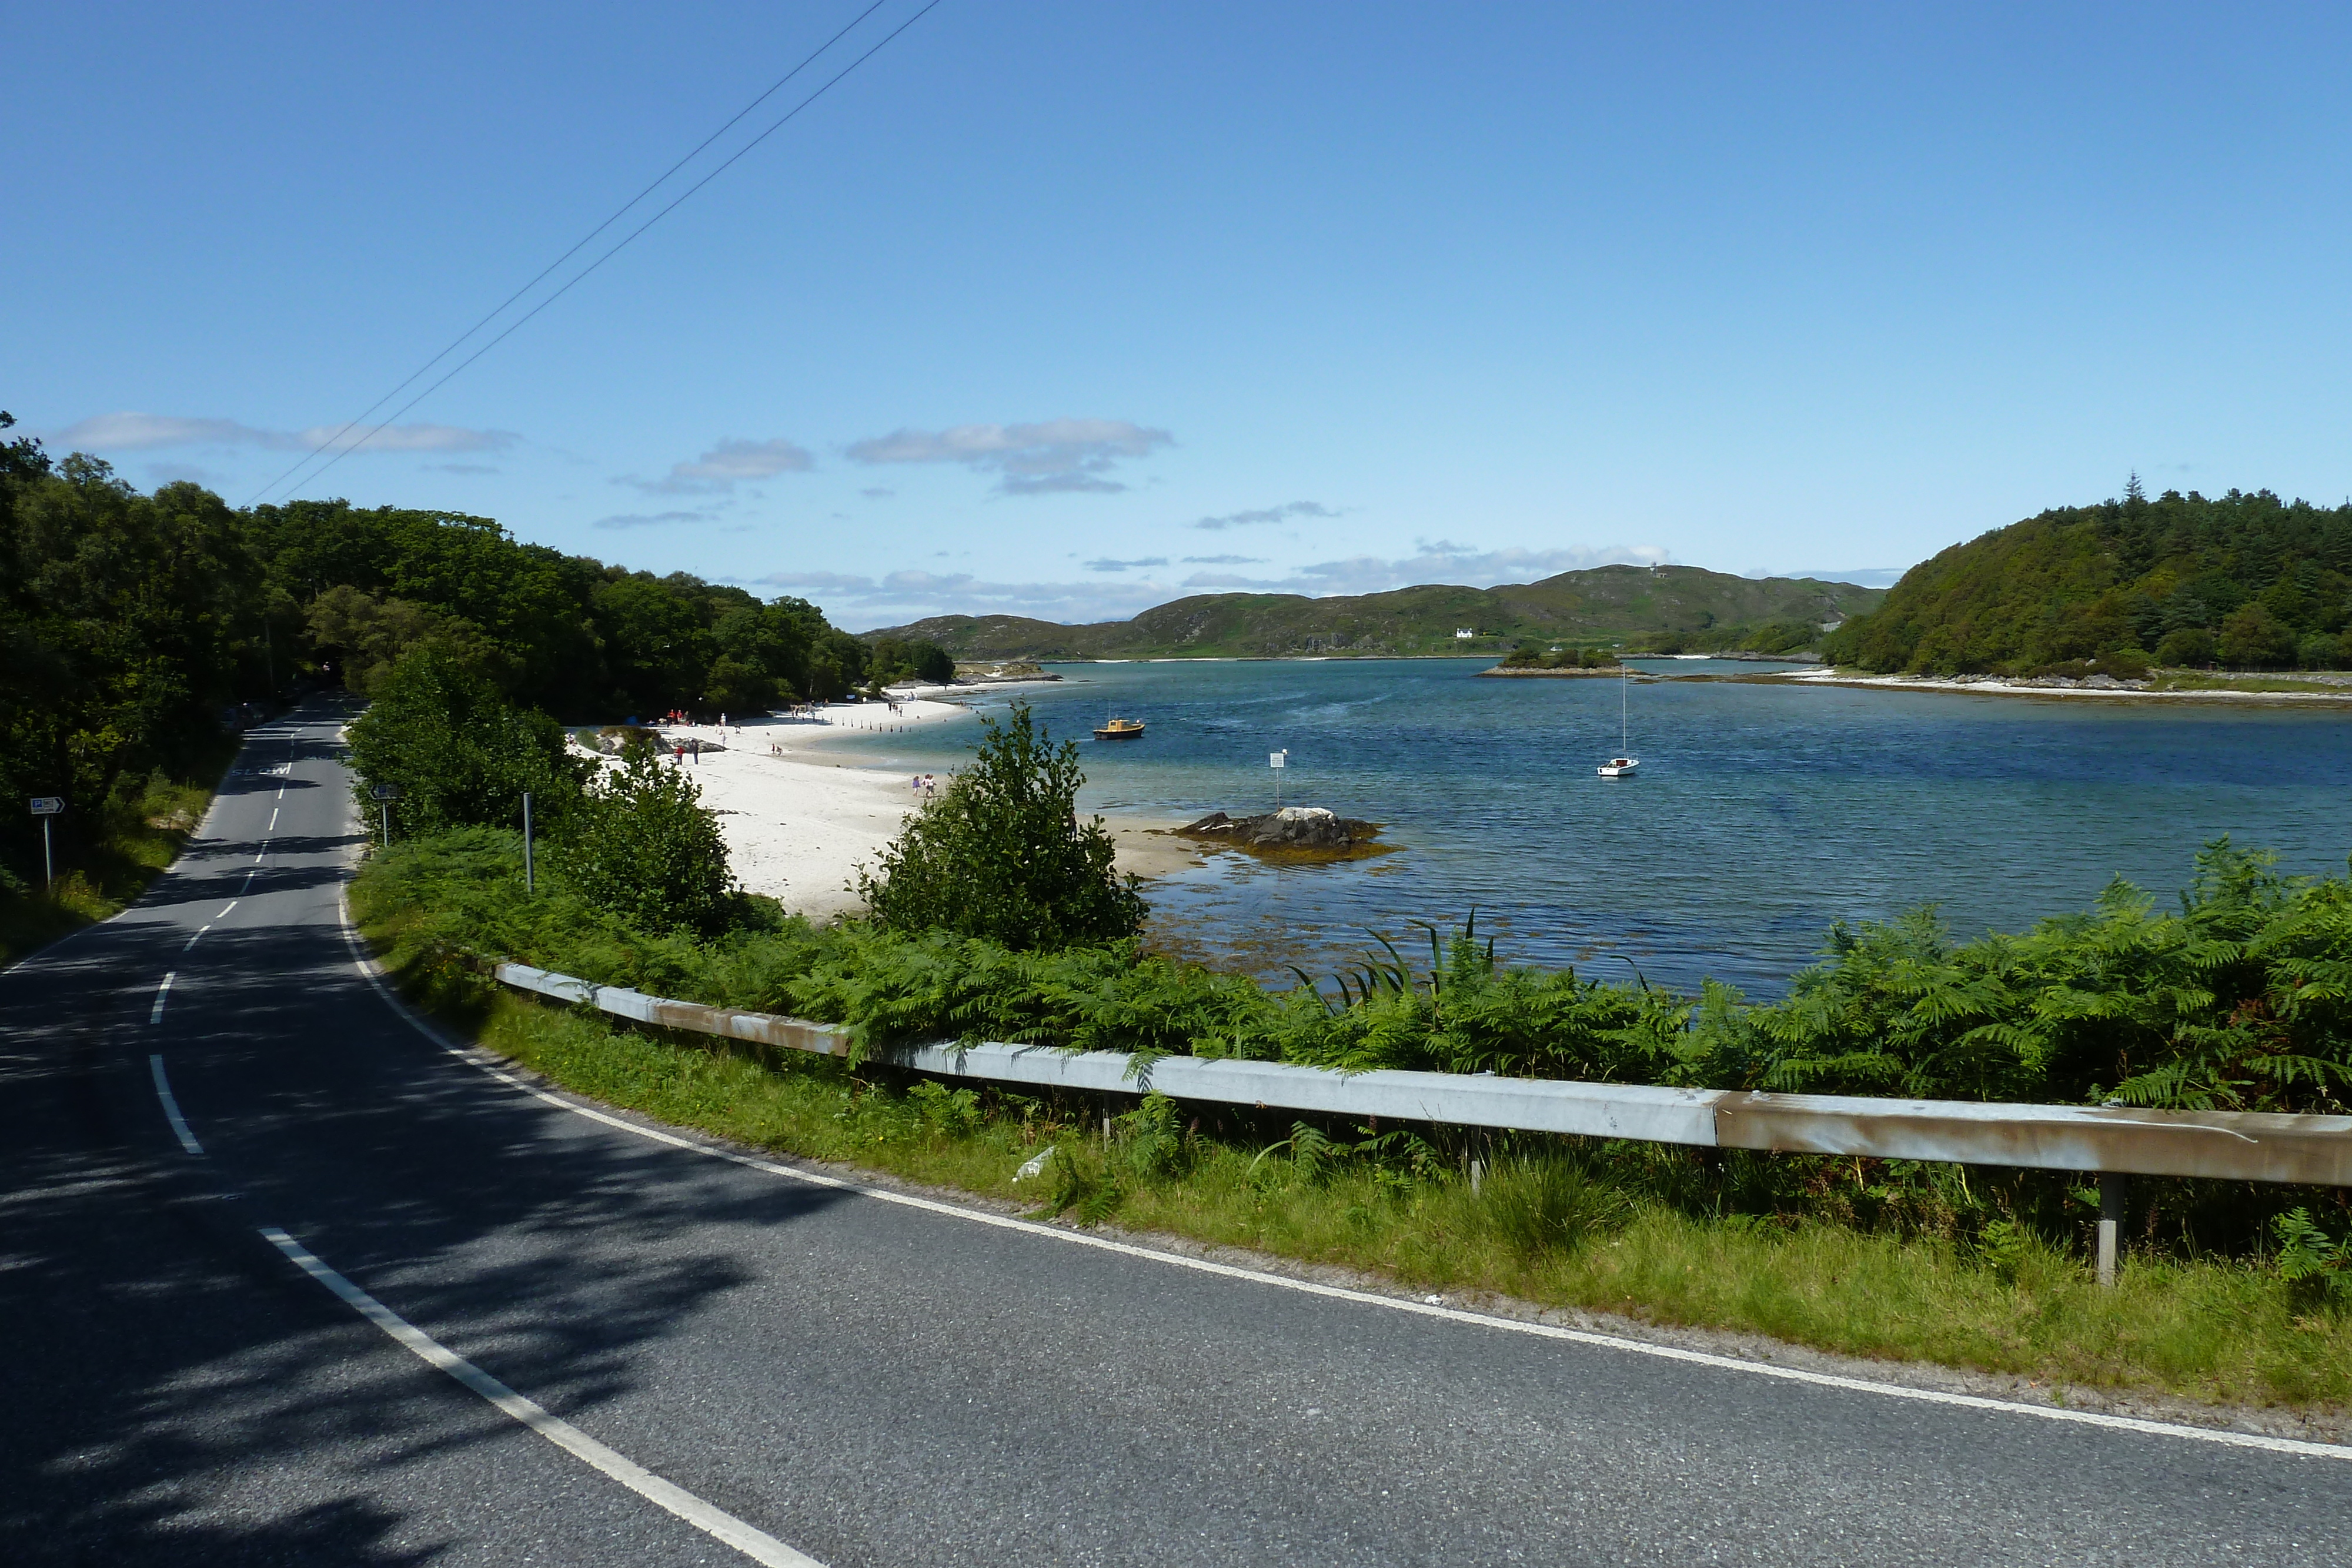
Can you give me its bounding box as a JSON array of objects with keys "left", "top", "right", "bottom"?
[
  {"left": 864, "top": 565, "right": 1884, "bottom": 660},
  {"left": 1822, "top": 486, "right": 2352, "bottom": 675}
]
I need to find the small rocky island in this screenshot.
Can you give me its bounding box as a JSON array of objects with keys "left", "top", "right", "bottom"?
[{"left": 1176, "top": 806, "right": 1389, "bottom": 861}]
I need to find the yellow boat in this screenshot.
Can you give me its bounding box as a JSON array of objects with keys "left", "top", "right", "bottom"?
[{"left": 1094, "top": 716, "right": 1145, "bottom": 740}]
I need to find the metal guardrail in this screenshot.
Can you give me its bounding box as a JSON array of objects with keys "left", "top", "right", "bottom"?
[{"left": 493, "top": 962, "right": 2352, "bottom": 1187}]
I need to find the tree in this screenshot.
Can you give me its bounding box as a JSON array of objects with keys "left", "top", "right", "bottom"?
[
  {"left": 2156, "top": 627, "right": 2214, "bottom": 667},
  {"left": 553, "top": 740, "right": 736, "bottom": 932},
  {"left": 2216, "top": 603, "right": 2298, "bottom": 670},
  {"left": 343, "top": 647, "right": 580, "bottom": 834},
  {"left": 858, "top": 702, "right": 1145, "bottom": 950},
  {"left": 867, "top": 637, "right": 955, "bottom": 687}
]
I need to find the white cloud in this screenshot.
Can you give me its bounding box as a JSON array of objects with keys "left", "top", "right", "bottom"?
[
  {"left": 845, "top": 417, "right": 1172, "bottom": 495},
  {"left": 592, "top": 509, "right": 711, "bottom": 530},
  {"left": 1779, "top": 566, "right": 1909, "bottom": 588},
  {"left": 1085, "top": 556, "right": 1168, "bottom": 571},
  {"left": 1180, "top": 540, "right": 1669, "bottom": 597},
  {"left": 751, "top": 539, "right": 1671, "bottom": 629},
  {"left": 318, "top": 422, "right": 514, "bottom": 453},
  {"left": 1186, "top": 500, "right": 1342, "bottom": 531},
  {"left": 48, "top": 410, "right": 517, "bottom": 454},
  {"left": 623, "top": 436, "right": 814, "bottom": 494}
]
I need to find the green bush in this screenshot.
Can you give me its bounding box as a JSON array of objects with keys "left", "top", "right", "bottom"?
[
  {"left": 2217, "top": 603, "right": 2299, "bottom": 669},
  {"left": 553, "top": 741, "right": 736, "bottom": 934},
  {"left": 345, "top": 646, "right": 580, "bottom": 835},
  {"left": 2155, "top": 626, "right": 2214, "bottom": 667},
  {"left": 858, "top": 701, "right": 1145, "bottom": 950}
]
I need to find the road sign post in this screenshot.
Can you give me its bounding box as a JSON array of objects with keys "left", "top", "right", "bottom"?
[
  {"left": 370, "top": 783, "right": 401, "bottom": 845},
  {"left": 29, "top": 797, "right": 63, "bottom": 892},
  {"left": 1269, "top": 750, "right": 1287, "bottom": 808},
  {"left": 522, "top": 791, "right": 534, "bottom": 894}
]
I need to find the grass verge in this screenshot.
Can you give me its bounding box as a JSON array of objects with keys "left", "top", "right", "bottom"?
[
  {"left": 0, "top": 745, "right": 235, "bottom": 971},
  {"left": 352, "top": 874, "right": 2352, "bottom": 1416}
]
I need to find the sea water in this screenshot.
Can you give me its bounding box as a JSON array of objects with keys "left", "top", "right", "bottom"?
[{"left": 820, "top": 660, "right": 2352, "bottom": 997}]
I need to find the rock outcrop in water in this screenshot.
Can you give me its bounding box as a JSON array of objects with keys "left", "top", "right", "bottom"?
[{"left": 1178, "top": 806, "right": 1379, "bottom": 851}]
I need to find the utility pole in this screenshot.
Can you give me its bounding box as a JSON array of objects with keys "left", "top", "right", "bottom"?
[{"left": 522, "top": 792, "right": 534, "bottom": 893}]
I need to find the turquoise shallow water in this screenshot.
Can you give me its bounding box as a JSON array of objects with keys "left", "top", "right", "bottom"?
[{"left": 818, "top": 660, "right": 2352, "bottom": 996}]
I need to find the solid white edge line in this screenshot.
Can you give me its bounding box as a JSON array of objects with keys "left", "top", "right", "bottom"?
[
  {"left": 149, "top": 971, "right": 176, "bottom": 1025},
  {"left": 331, "top": 890, "right": 2352, "bottom": 1467},
  {"left": 148, "top": 1054, "right": 205, "bottom": 1155},
  {"left": 258, "top": 1227, "right": 823, "bottom": 1568}
]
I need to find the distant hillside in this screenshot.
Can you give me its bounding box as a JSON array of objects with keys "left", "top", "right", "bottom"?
[
  {"left": 864, "top": 566, "right": 1885, "bottom": 660},
  {"left": 1822, "top": 488, "right": 2352, "bottom": 674}
]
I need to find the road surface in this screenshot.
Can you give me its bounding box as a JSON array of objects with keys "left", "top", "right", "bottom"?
[{"left": 3, "top": 706, "right": 2346, "bottom": 1564}]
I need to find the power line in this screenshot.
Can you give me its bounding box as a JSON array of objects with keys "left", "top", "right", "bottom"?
[{"left": 249, "top": 0, "right": 935, "bottom": 507}]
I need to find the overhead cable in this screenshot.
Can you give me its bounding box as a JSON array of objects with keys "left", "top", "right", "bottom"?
[{"left": 250, "top": 0, "right": 937, "bottom": 506}]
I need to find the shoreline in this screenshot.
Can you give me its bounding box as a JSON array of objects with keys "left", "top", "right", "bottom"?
[
  {"left": 623, "top": 702, "right": 1212, "bottom": 920},
  {"left": 1778, "top": 670, "right": 2352, "bottom": 705}
]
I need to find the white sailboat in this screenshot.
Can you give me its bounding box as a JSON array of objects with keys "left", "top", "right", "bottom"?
[{"left": 1597, "top": 667, "right": 1639, "bottom": 777}]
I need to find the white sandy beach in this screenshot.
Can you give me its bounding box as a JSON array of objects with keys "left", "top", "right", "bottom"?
[{"left": 597, "top": 700, "right": 1207, "bottom": 921}]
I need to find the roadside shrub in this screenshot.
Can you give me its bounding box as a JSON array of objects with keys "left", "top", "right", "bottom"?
[
  {"left": 345, "top": 646, "right": 580, "bottom": 834},
  {"left": 858, "top": 701, "right": 1145, "bottom": 951},
  {"left": 2274, "top": 1208, "right": 2352, "bottom": 1309},
  {"left": 553, "top": 741, "right": 736, "bottom": 934}
]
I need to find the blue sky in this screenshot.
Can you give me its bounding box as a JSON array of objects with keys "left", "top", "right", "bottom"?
[{"left": 11, "top": 3, "right": 2351, "bottom": 629}]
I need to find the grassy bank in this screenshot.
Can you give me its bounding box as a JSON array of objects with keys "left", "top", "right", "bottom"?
[
  {"left": 352, "top": 841, "right": 2352, "bottom": 1415},
  {"left": 0, "top": 748, "right": 233, "bottom": 970}
]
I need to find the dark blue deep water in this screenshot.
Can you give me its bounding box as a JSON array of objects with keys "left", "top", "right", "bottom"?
[{"left": 821, "top": 660, "right": 2352, "bottom": 996}]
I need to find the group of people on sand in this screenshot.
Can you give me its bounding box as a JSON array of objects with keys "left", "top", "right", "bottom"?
[{"left": 909, "top": 773, "right": 939, "bottom": 803}]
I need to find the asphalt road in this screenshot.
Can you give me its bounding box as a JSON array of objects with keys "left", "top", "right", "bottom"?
[{"left": 5, "top": 704, "right": 2350, "bottom": 1566}]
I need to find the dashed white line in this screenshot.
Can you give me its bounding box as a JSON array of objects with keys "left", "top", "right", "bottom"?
[
  {"left": 182, "top": 924, "right": 211, "bottom": 952},
  {"left": 216, "top": 900, "right": 239, "bottom": 919},
  {"left": 148, "top": 1055, "right": 204, "bottom": 1155},
  {"left": 269, "top": 807, "right": 279, "bottom": 830},
  {"left": 333, "top": 891, "right": 2352, "bottom": 1469},
  {"left": 149, "top": 972, "right": 176, "bottom": 1025},
  {"left": 259, "top": 1228, "right": 823, "bottom": 1568}
]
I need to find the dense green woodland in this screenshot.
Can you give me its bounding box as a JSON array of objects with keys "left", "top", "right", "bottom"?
[
  {"left": 0, "top": 415, "right": 898, "bottom": 886},
  {"left": 1825, "top": 484, "right": 2352, "bottom": 674}
]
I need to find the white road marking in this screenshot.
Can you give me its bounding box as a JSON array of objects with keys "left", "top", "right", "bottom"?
[
  {"left": 254, "top": 847, "right": 266, "bottom": 863},
  {"left": 182, "top": 924, "right": 211, "bottom": 952},
  {"left": 333, "top": 892, "right": 2352, "bottom": 1468},
  {"left": 149, "top": 972, "right": 176, "bottom": 1025},
  {"left": 243, "top": 870, "right": 257, "bottom": 890},
  {"left": 259, "top": 1228, "right": 823, "bottom": 1568},
  {"left": 216, "top": 900, "right": 239, "bottom": 918},
  {"left": 149, "top": 1055, "right": 205, "bottom": 1155},
  {"left": 269, "top": 807, "right": 279, "bottom": 830}
]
